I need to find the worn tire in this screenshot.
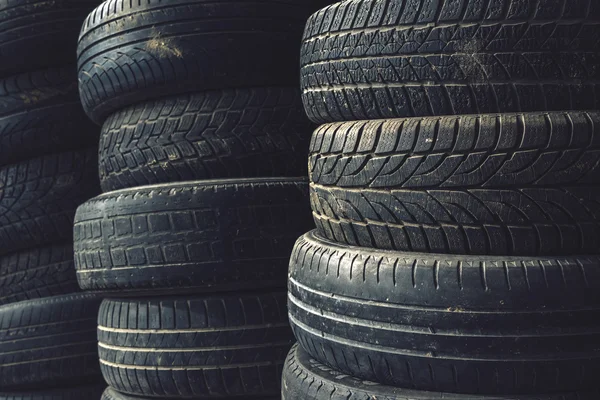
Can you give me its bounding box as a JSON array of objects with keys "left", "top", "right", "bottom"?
[
  {"left": 310, "top": 112, "right": 600, "bottom": 188},
  {"left": 101, "top": 387, "right": 279, "bottom": 400},
  {"left": 311, "top": 182, "right": 600, "bottom": 256},
  {"left": 300, "top": 0, "right": 600, "bottom": 123},
  {"left": 0, "top": 68, "right": 98, "bottom": 166},
  {"left": 282, "top": 344, "right": 600, "bottom": 400},
  {"left": 289, "top": 232, "right": 600, "bottom": 395},
  {"left": 99, "top": 88, "right": 314, "bottom": 191},
  {"left": 310, "top": 111, "right": 600, "bottom": 255},
  {"left": 74, "top": 178, "right": 313, "bottom": 293},
  {"left": 0, "top": 293, "right": 102, "bottom": 390},
  {"left": 0, "top": 0, "right": 98, "bottom": 78},
  {"left": 77, "top": 0, "right": 325, "bottom": 123},
  {"left": 99, "top": 292, "right": 293, "bottom": 398},
  {"left": 0, "top": 149, "right": 100, "bottom": 256},
  {"left": 0, "top": 244, "right": 79, "bottom": 306},
  {"left": 0, "top": 385, "right": 106, "bottom": 400},
  {"left": 101, "top": 388, "right": 279, "bottom": 400}
]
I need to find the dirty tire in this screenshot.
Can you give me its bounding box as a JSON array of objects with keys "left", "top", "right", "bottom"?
[
  {"left": 282, "top": 344, "right": 600, "bottom": 400},
  {"left": 101, "top": 388, "right": 279, "bottom": 400},
  {"left": 0, "top": 244, "right": 79, "bottom": 306},
  {"left": 100, "top": 88, "right": 314, "bottom": 191},
  {"left": 311, "top": 183, "right": 600, "bottom": 256},
  {"left": 288, "top": 232, "right": 600, "bottom": 395},
  {"left": 74, "top": 178, "right": 313, "bottom": 293},
  {"left": 99, "top": 292, "right": 293, "bottom": 398},
  {"left": 0, "top": 149, "right": 100, "bottom": 256},
  {"left": 0, "top": 293, "right": 103, "bottom": 390},
  {"left": 77, "top": 0, "right": 325, "bottom": 123},
  {"left": 0, "top": 385, "right": 106, "bottom": 400},
  {"left": 300, "top": 0, "right": 600, "bottom": 123},
  {"left": 310, "top": 111, "right": 600, "bottom": 188},
  {"left": 0, "top": 0, "right": 98, "bottom": 78},
  {"left": 309, "top": 111, "right": 600, "bottom": 256},
  {"left": 0, "top": 68, "right": 98, "bottom": 166}
]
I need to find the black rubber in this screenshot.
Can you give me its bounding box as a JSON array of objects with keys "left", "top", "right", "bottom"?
[
  {"left": 0, "top": 293, "right": 103, "bottom": 390},
  {"left": 311, "top": 184, "right": 600, "bottom": 257},
  {"left": 309, "top": 111, "right": 600, "bottom": 256},
  {"left": 300, "top": 0, "right": 600, "bottom": 123},
  {"left": 0, "top": 149, "right": 100, "bottom": 256},
  {"left": 0, "top": 68, "right": 98, "bottom": 166},
  {"left": 101, "top": 387, "right": 279, "bottom": 400},
  {"left": 77, "top": 0, "right": 327, "bottom": 123},
  {"left": 98, "top": 292, "right": 293, "bottom": 398},
  {"left": 0, "top": 244, "right": 80, "bottom": 306},
  {"left": 0, "top": 0, "right": 98, "bottom": 78},
  {"left": 0, "top": 385, "right": 106, "bottom": 400},
  {"left": 288, "top": 231, "right": 600, "bottom": 395},
  {"left": 282, "top": 344, "right": 600, "bottom": 400},
  {"left": 310, "top": 112, "right": 600, "bottom": 188},
  {"left": 99, "top": 88, "right": 314, "bottom": 191},
  {"left": 74, "top": 178, "right": 313, "bottom": 293}
]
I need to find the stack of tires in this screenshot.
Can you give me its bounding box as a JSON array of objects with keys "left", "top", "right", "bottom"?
[
  {"left": 71, "top": 0, "right": 331, "bottom": 398},
  {"left": 0, "top": 1, "right": 105, "bottom": 398},
  {"left": 283, "top": 0, "right": 600, "bottom": 399}
]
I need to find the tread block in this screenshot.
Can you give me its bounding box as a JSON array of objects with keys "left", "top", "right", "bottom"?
[
  {"left": 74, "top": 178, "right": 314, "bottom": 293},
  {"left": 0, "top": 244, "right": 80, "bottom": 306},
  {"left": 0, "top": 150, "right": 100, "bottom": 256},
  {"left": 310, "top": 112, "right": 600, "bottom": 189},
  {"left": 99, "top": 88, "right": 314, "bottom": 191},
  {"left": 300, "top": 0, "right": 600, "bottom": 122},
  {"left": 308, "top": 113, "right": 600, "bottom": 256}
]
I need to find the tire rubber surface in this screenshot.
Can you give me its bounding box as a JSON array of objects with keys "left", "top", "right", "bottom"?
[
  {"left": 74, "top": 178, "right": 313, "bottom": 293},
  {"left": 301, "top": 0, "right": 600, "bottom": 123},
  {"left": 99, "top": 292, "right": 293, "bottom": 398},
  {"left": 0, "top": 293, "right": 102, "bottom": 390},
  {"left": 309, "top": 111, "right": 600, "bottom": 255},
  {"left": 99, "top": 88, "right": 314, "bottom": 191},
  {"left": 288, "top": 231, "right": 600, "bottom": 395},
  {"left": 282, "top": 344, "right": 600, "bottom": 400}
]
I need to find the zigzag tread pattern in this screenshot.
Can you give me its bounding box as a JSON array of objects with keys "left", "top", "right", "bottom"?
[
  {"left": 0, "top": 101, "right": 98, "bottom": 168},
  {"left": 309, "top": 111, "right": 600, "bottom": 188},
  {"left": 98, "top": 293, "right": 293, "bottom": 397},
  {"left": 303, "top": 0, "right": 600, "bottom": 41},
  {"left": 99, "top": 88, "right": 313, "bottom": 191},
  {"left": 0, "top": 293, "right": 102, "bottom": 390},
  {"left": 310, "top": 183, "right": 600, "bottom": 255},
  {"left": 0, "top": 244, "right": 79, "bottom": 306},
  {"left": 0, "top": 150, "right": 100, "bottom": 256},
  {"left": 300, "top": 0, "right": 600, "bottom": 122}
]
